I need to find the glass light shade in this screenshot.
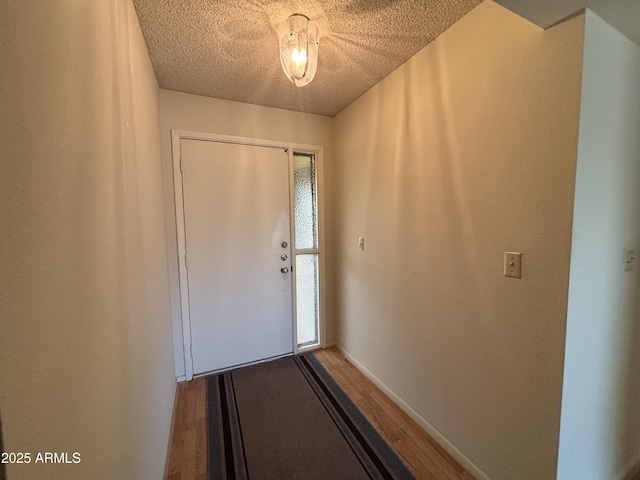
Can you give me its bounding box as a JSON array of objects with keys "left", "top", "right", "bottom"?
[{"left": 278, "top": 14, "right": 319, "bottom": 87}]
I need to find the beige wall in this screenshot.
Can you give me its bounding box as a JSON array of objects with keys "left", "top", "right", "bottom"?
[
  {"left": 158, "top": 90, "right": 336, "bottom": 377},
  {"left": 0, "top": 1, "right": 175, "bottom": 479},
  {"left": 558, "top": 9, "right": 640, "bottom": 480},
  {"left": 333, "top": 2, "right": 584, "bottom": 479}
]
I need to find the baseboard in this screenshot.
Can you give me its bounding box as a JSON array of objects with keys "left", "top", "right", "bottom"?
[
  {"left": 619, "top": 450, "right": 640, "bottom": 480},
  {"left": 163, "top": 380, "right": 179, "bottom": 480},
  {"left": 325, "top": 341, "right": 336, "bottom": 348},
  {"left": 177, "top": 375, "right": 187, "bottom": 383},
  {"left": 335, "top": 344, "right": 491, "bottom": 480}
]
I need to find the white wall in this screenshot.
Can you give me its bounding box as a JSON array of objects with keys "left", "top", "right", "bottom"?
[
  {"left": 0, "top": 1, "right": 175, "bottom": 479},
  {"left": 557, "top": 9, "right": 640, "bottom": 480},
  {"left": 333, "top": 2, "right": 584, "bottom": 479},
  {"left": 159, "top": 90, "right": 336, "bottom": 377}
]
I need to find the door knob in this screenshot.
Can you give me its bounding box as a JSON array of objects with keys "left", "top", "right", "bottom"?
[
  {"left": 281, "top": 267, "right": 289, "bottom": 273},
  {"left": 281, "top": 254, "right": 288, "bottom": 261}
]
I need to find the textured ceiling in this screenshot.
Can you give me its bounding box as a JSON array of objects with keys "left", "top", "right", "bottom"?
[{"left": 133, "top": 0, "right": 482, "bottom": 117}]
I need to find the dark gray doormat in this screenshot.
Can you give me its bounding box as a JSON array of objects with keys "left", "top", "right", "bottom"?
[{"left": 206, "top": 354, "right": 416, "bottom": 480}]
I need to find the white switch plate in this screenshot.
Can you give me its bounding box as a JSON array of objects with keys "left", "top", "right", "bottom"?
[
  {"left": 358, "top": 236, "right": 365, "bottom": 251},
  {"left": 623, "top": 248, "right": 635, "bottom": 272},
  {"left": 504, "top": 252, "right": 522, "bottom": 278}
]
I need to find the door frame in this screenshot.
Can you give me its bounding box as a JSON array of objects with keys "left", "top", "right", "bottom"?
[{"left": 171, "top": 130, "right": 326, "bottom": 380}]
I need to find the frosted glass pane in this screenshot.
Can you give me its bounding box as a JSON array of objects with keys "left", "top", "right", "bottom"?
[
  {"left": 296, "top": 254, "right": 319, "bottom": 347},
  {"left": 294, "top": 154, "right": 317, "bottom": 250}
]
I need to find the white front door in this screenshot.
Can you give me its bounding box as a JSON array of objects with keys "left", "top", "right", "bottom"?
[{"left": 180, "top": 139, "right": 293, "bottom": 375}]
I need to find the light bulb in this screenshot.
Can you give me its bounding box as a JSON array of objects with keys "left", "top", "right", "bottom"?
[{"left": 292, "top": 47, "right": 307, "bottom": 66}]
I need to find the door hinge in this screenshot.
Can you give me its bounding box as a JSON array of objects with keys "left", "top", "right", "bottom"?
[
  {"left": 179, "top": 157, "right": 183, "bottom": 173},
  {"left": 184, "top": 252, "right": 188, "bottom": 269}
]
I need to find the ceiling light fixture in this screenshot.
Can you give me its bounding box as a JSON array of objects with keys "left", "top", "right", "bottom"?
[{"left": 278, "top": 14, "right": 319, "bottom": 87}]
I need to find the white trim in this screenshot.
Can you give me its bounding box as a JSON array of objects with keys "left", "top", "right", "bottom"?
[
  {"left": 176, "top": 375, "right": 187, "bottom": 383},
  {"left": 335, "top": 344, "right": 492, "bottom": 480},
  {"left": 297, "top": 343, "right": 322, "bottom": 354},
  {"left": 316, "top": 148, "right": 327, "bottom": 349},
  {"left": 288, "top": 148, "right": 298, "bottom": 355},
  {"left": 171, "top": 129, "right": 326, "bottom": 380},
  {"left": 171, "top": 130, "right": 194, "bottom": 381},
  {"left": 172, "top": 129, "right": 323, "bottom": 153}
]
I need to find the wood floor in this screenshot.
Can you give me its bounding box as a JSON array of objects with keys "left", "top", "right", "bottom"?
[
  {"left": 165, "top": 347, "right": 474, "bottom": 480},
  {"left": 314, "top": 348, "right": 474, "bottom": 480},
  {"left": 166, "top": 376, "right": 207, "bottom": 480}
]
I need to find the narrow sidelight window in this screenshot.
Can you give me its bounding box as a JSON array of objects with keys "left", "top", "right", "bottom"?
[{"left": 293, "top": 152, "right": 319, "bottom": 348}]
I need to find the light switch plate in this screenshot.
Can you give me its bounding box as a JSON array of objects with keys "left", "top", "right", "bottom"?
[
  {"left": 504, "top": 252, "right": 522, "bottom": 278},
  {"left": 358, "top": 236, "right": 365, "bottom": 251}
]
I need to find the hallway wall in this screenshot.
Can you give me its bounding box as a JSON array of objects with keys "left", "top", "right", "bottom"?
[
  {"left": 333, "top": 2, "right": 584, "bottom": 479},
  {"left": 557, "top": 9, "right": 640, "bottom": 480},
  {"left": 0, "top": 0, "right": 175, "bottom": 478}
]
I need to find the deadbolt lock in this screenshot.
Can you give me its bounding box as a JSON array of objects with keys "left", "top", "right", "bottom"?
[
  {"left": 281, "top": 254, "right": 288, "bottom": 261},
  {"left": 281, "top": 241, "right": 288, "bottom": 248}
]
